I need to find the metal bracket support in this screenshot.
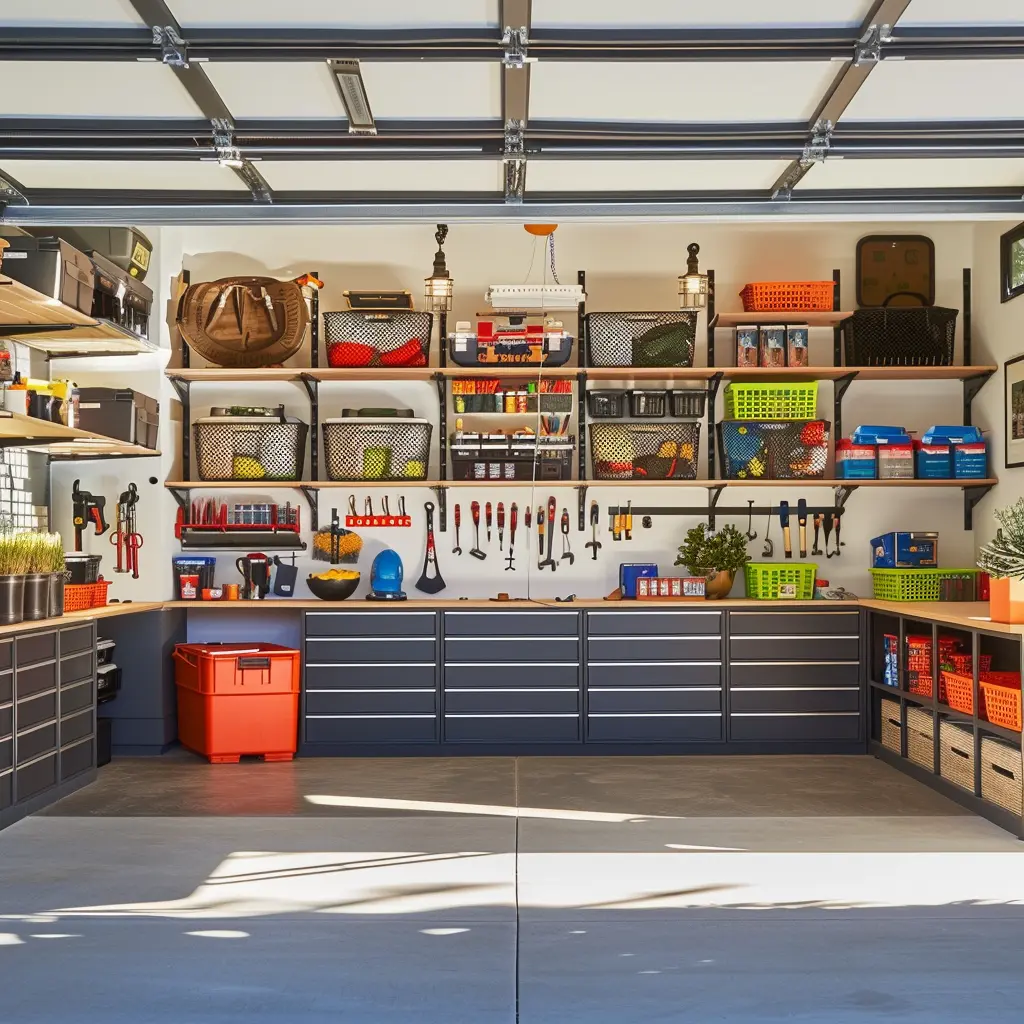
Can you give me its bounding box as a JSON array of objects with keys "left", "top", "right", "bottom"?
[
  {"left": 832, "top": 370, "right": 858, "bottom": 442},
  {"left": 503, "top": 118, "right": 526, "bottom": 204},
  {"left": 576, "top": 484, "right": 589, "bottom": 533},
  {"left": 300, "top": 372, "right": 319, "bottom": 481},
  {"left": 430, "top": 484, "right": 448, "bottom": 533},
  {"left": 433, "top": 371, "right": 448, "bottom": 531},
  {"left": 802, "top": 118, "right": 834, "bottom": 164},
  {"left": 299, "top": 485, "right": 319, "bottom": 532},
  {"left": 834, "top": 485, "right": 858, "bottom": 512},
  {"left": 210, "top": 118, "right": 273, "bottom": 203},
  {"left": 298, "top": 373, "right": 317, "bottom": 404},
  {"left": 963, "top": 370, "right": 993, "bottom": 427},
  {"left": 166, "top": 374, "right": 190, "bottom": 404},
  {"left": 964, "top": 484, "right": 993, "bottom": 531},
  {"left": 501, "top": 26, "right": 529, "bottom": 68},
  {"left": 0, "top": 174, "right": 27, "bottom": 208},
  {"left": 707, "top": 485, "right": 725, "bottom": 530},
  {"left": 167, "top": 486, "right": 191, "bottom": 513},
  {"left": 153, "top": 24, "right": 189, "bottom": 67},
  {"left": 854, "top": 23, "right": 892, "bottom": 66}
]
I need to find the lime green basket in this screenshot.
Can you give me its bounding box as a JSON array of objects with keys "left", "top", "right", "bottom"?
[
  {"left": 724, "top": 382, "right": 819, "bottom": 421},
  {"left": 869, "top": 568, "right": 980, "bottom": 602},
  {"left": 745, "top": 562, "right": 818, "bottom": 600}
]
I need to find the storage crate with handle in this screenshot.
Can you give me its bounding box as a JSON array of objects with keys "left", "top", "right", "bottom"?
[
  {"left": 744, "top": 562, "right": 817, "bottom": 600},
  {"left": 322, "top": 309, "right": 433, "bottom": 368},
  {"left": 584, "top": 311, "right": 697, "bottom": 368},
  {"left": 172, "top": 642, "right": 300, "bottom": 763},
  {"left": 739, "top": 281, "right": 834, "bottom": 313},
  {"left": 939, "top": 719, "right": 975, "bottom": 792},
  {"left": 724, "top": 382, "right": 819, "bottom": 421},
  {"left": 840, "top": 296, "right": 958, "bottom": 367},
  {"left": 589, "top": 422, "right": 699, "bottom": 480},
  {"left": 194, "top": 408, "right": 308, "bottom": 481},
  {"left": 869, "top": 567, "right": 980, "bottom": 602},
  {"left": 323, "top": 416, "right": 432, "bottom": 481},
  {"left": 980, "top": 736, "right": 1023, "bottom": 815}
]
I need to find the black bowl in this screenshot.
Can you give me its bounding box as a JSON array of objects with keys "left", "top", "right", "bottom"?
[{"left": 307, "top": 574, "right": 360, "bottom": 601}]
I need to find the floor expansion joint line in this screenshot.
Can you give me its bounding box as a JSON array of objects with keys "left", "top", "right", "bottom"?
[{"left": 514, "top": 756, "right": 521, "bottom": 1024}]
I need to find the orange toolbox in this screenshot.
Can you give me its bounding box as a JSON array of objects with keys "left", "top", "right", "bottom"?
[{"left": 172, "top": 643, "right": 300, "bottom": 764}]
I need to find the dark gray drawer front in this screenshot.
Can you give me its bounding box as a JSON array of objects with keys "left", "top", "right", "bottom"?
[
  {"left": 60, "top": 709, "right": 93, "bottom": 747},
  {"left": 18, "top": 691, "right": 57, "bottom": 731},
  {"left": 444, "top": 714, "right": 579, "bottom": 744},
  {"left": 305, "top": 611, "right": 437, "bottom": 638},
  {"left": 60, "top": 679, "right": 93, "bottom": 717},
  {"left": 305, "top": 715, "right": 437, "bottom": 745},
  {"left": 0, "top": 771, "right": 9, "bottom": 810},
  {"left": 586, "top": 662, "right": 721, "bottom": 688},
  {"left": 305, "top": 690, "right": 436, "bottom": 716},
  {"left": 305, "top": 664, "right": 436, "bottom": 691},
  {"left": 729, "top": 636, "right": 859, "bottom": 662},
  {"left": 0, "top": 737, "right": 10, "bottom": 772},
  {"left": 588, "top": 687, "right": 722, "bottom": 713},
  {"left": 17, "top": 722, "right": 57, "bottom": 764},
  {"left": 587, "top": 714, "right": 722, "bottom": 743},
  {"left": 0, "top": 641, "right": 11, "bottom": 673},
  {"left": 16, "top": 753, "right": 56, "bottom": 801},
  {"left": 729, "top": 612, "right": 860, "bottom": 635},
  {"left": 443, "top": 611, "right": 580, "bottom": 637},
  {"left": 444, "top": 663, "right": 579, "bottom": 690},
  {"left": 0, "top": 704, "right": 10, "bottom": 738},
  {"left": 0, "top": 670, "right": 10, "bottom": 704},
  {"left": 16, "top": 660, "right": 56, "bottom": 699},
  {"left": 60, "top": 625, "right": 94, "bottom": 655},
  {"left": 730, "top": 713, "right": 861, "bottom": 742},
  {"left": 729, "top": 661, "right": 860, "bottom": 688},
  {"left": 588, "top": 636, "right": 720, "bottom": 661},
  {"left": 60, "top": 737, "right": 94, "bottom": 781},
  {"left": 444, "top": 689, "right": 579, "bottom": 715},
  {"left": 730, "top": 688, "right": 861, "bottom": 713},
  {"left": 16, "top": 631, "right": 56, "bottom": 667},
  {"left": 306, "top": 638, "right": 436, "bottom": 664},
  {"left": 586, "top": 611, "right": 721, "bottom": 635},
  {"left": 445, "top": 637, "right": 578, "bottom": 663},
  {"left": 60, "top": 650, "right": 93, "bottom": 687}
]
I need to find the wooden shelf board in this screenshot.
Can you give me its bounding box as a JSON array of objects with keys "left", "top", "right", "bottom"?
[
  {"left": 712, "top": 311, "right": 852, "bottom": 328},
  {"left": 0, "top": 411, "right": 160, "bottom": 458}
]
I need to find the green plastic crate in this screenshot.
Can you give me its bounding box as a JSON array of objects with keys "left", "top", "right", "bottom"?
[
  {"left": 724, "top": 382, "right": 819, "bottom": 421},
  {"left": 745, "top": 562, "right": 818, "bottom": 600},
  {"left": 869, "top": 568, "right": 980, "bottom": 602}
]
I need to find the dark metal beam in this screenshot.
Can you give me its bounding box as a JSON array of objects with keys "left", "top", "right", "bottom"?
[{"left": 500, "top": 0, "right": 531, "bottom": 202}]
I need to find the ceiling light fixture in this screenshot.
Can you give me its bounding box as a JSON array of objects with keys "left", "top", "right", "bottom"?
[
  {"left": 424, "top": 224, "right": 453, "bottom": 313},
  {"left": 328, "top": 59, "right": 377, "bottom": 136},
  {"left": 678, "top": 242, "right": 708, "bottom": 310}
]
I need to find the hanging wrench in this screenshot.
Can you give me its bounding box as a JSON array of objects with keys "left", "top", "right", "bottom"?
[
  {"left": 811, "top": 513, "right": 823, "bottom": 556},
  {"left": 452, "top": 503, "right": 463, "bottom": 555},
  {"left": 560, "top": 508, "right": 574, "bottom": 565}
]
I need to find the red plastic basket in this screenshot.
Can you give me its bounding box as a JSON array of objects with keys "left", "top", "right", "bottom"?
[
  {"left": 944, "top": 653, "right": 993, "bottom": 675},
  {"left": 980, "top": 673, "right": 1023, "bottom": 731},
  {"left": 941, "top": 669, "right": 974, "bottom": 714},
  {"left": 907, "top": 671, "right": 933, "bottom": 697},
  {"left": 63, "top": 579, "right": 111, "bottom": 612},
  {"left": 739, "top": 281, "right": 835, "bottom": 313}
]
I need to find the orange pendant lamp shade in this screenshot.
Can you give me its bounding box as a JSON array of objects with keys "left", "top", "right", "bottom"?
[{"left": 524, "top": 224, "right": 558, "bottom": 237}]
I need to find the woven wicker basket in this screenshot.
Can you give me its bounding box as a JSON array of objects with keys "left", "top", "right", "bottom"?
[
  {"left": 880, "top": 697, "right": 903, "bottom": 755},
  {"left": 980, "top": 736, "right": 1023, "bottom": 815},
  {"left": 939, "top": 719, "right": 975, "bottom": 792},
  {"left": 906, "top": 705, "right": 935, "bottom": 771}
]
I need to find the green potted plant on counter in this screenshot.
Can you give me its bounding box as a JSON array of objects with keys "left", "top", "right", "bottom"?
[
  {"left": 978, "top": 498, "right": 1024, "bottom": 623},
  {"left": 0, "top": 529, "right": 32, "bottom": 625},
  {"left": 675, "top": 523, "right": 751, "bottom": 600}
]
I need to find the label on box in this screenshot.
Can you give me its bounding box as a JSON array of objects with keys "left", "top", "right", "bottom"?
[{"left": 778, "top": 583, "right": 798, "bottom": 599}]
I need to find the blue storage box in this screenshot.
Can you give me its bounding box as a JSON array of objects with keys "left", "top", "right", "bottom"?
[
  {"left": 915, "top": 440, "right": 952, "bottom": 479},
  {"left": 922, "top": 425, "right": 984, "bottom": 445},
  {"left": 871, "top": 532, "right": 938, "bottom": 569},
  {"left": 852, "top": 425, "right": 912, "bottom": 445},
  {"left": 619, "top": 563, "right": 658, "bottom": 599},
  {"left": 954, "top": 442, "right": 988, "bottom": 478},
  {"left": 836, "top": 460, "right": 878, "bottom": 479}
]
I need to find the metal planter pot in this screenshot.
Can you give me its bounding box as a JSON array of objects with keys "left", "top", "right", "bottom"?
[
  {"left": 23, "top": 573, "right": 50, "bottom": 621},
  {"left": 0, "top": 575, "right": 25, "bottom": 625},
  {"left": 48, "top": 573, "right": 65, "bottom": 618}
]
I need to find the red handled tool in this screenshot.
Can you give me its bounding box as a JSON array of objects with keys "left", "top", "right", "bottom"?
[
  {"left": 505, "top": 503, "right": 517, "bottom": 571},
  {"left": 72, "top": 479, "right": 108, "bottom": 552},
  {"left": 452, "top": 503, "right": 463, "bottom": 555},
  {"left": 470, "top": 500, "right": 486, "bottom": 560},
  {"left": 538, "top": 496, "right": 558, "bottom": 571},
  {"left": 497, "top": 501, "right": 505, "bottom": 552},
  {"left": 485, "top": 501, "right": 493, "bottom": 543}
]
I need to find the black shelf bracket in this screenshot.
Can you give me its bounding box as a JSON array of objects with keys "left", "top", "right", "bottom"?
[
  {"left": 962, "top": 369, "right": 993, "bottom": 427},
  {"left": 577, "top": 369, "right": 588, "bottom": 527},
  {"left": 167, "top": 485, "right": 191, "bottom": 513},
  {"left": 298, "top": 372, "right": 317, "bottom": 403},
  {"left": 299, "top": 372, "right": 319, "bottom": 482},
  {"left": 434, "top": 371, "right": 448, "bottom": 531},
  {"left": 964, "top": 483, "right": 993, "bottom": 531},
  {"left": 832, "top": 370, "right": 858, "bottom": 442},
  {"left": 707, "top": 483, "right": 725, "bottom": 529},
  {"left": 576, "top": 483, "right": 589, "bottom": 531},
  {"left": 834, "top": 485, "right": 858, "bottom": 511},
  {"left": 430, "top": 483, "right": 447, "bottom": 531},
  {"left": 706, "top": 372, "right": 724, "bottom": 483},
  {"left": 167, "top": 375, "right": 190, "bottom": 404},
  {"left": 299, "top": 485, "right": 319, "bottom": 532},
  {"left": 167, "top": 374, "right": 192, "bottom": 481}
]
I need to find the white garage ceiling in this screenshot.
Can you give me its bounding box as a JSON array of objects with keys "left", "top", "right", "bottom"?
[{"left": 0, "top": 0, "right": 1022, "bottom": 221}]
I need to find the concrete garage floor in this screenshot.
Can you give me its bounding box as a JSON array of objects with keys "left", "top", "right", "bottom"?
[{"left": 0, "top": 755, "right": 1022, "bottom": 1022}]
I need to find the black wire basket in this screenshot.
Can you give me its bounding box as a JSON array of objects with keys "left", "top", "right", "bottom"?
[
  {"left": 590, "top": 422, "right": 700, "bottom": 480},
  {"left": 840, "top": 297, "right": 958, "bottom": 367},
  {"left": 585, "top": 311, "right": 697, "bottom": 368}
]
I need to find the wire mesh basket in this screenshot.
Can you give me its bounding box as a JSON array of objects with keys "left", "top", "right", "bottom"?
[
  {"left": 585, "top": 311, "right": 697, "bottom": 368},
  {"left": 590, "top": 422, "right": 700, "bottom": 480},
  {"left": 718, "top": 420, "right": 829, "bottom": 480},
  {"left": 840, "top": 306, "right": 958, "bottom": 366},
  {"left": 194, "top": 413, "right": 308, "bottom": 481},
  {"left": 322, "top": 417, "right": 432, "bottom": 481},
  {"left": 322, "top": 310, "right": 433, "bottom": 368}
]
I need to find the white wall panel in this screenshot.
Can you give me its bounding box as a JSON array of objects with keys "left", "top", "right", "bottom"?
[
  {"left": 902, "top": 0, "right": 1024, "bottom": 25},
  {"left": 168, "top": 0, "right": 499, "bottom": 27},
  {"left": 259, "top": 160, "right": 501, "bottom": 192},
  {"left": 0, "top": 0, "right": 145, "bottom": 26},
  {"left": 801, "top": 158, "right": 1024, "bottom": 190},
  {"left": 530, "top": 62, "right": 840, "bottom": 123},
  {"left": 0, "top": 159, "right": 247, "bottom": 190},
  {"left": 533, "top": 0, "right": 872, "bottom": 27},
  {"left": 528, "top": 160, "right": 790, "bottom": 192}
]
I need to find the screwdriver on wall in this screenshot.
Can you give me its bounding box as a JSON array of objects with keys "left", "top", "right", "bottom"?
[
  {"left": 485, "top": 501, "right": 493, "bottom": 543},
  {"left": 780, "top": 500, "right": 792, "bottom": 559}
]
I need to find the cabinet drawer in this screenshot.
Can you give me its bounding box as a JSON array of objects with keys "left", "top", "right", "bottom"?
[
  {"left": 0, "top": 669, "right": 10, "bottom": 704},
  {"left": 0, "top": 771, "right": 9, "bottom": 810},
  {"left": 16, "top": 660, "right": 56, "bottom": 699},
  {"left": 729, "top": 661, "right": 860, "bottom": 688},
  {"left": 0, "top": 704, "right": 10, "bottom": 739},
  {"left": 445, "top": 637, "right": 578, "bottom": 663},
  {"left": 729, "top": 611, "right": 860, "bottom": 635},
  {"left": 444, "top": 663, "right": 578, "bottom": 690},
  {"left": 60, "top": 679, "right": 93, "bottom": 717},
  {"left": 305, "top": 611, "right": 437, "bottom": 638},
  {"left": 305, "top": 664, "right": 436, "bottom": 691},
  {"left": 586, "top": 611, "right": 721, "bottom": 635},
  {"left": 60, "top": 650, "right": 93, "bottom": 687},
  {"left": 60, "top": 737, "right": 94, "bottom": 781},
  {"left": 16, "top": 631, "right": 56, "bottom": 667},
  {"left": 588, "top": 687, "right": 721, "bottom": 714},
  {"left": 17, "top": 690, "right": 56, "bottom": 731},
  {"left": 17, "top": 722, "right": 57, "bottom": 764},
  {"left": 444, "top": 689, "right": 579, "bottom": 715},
  {"left": 730, "top": 688, "right": 861, "bottom": 714},
  {"left": 0, "top": 642, "right": 11, "bottom": 673},
  {"left": 587, "top": 662, "right": 721, "bottom": 688},
  {"left": 443, "top": 611, "right": 579, "bottom": 637},
  {"left": 60, "top": 625, "right": 94, "bottom": 655},
  {"left": 0, "top": 737, "right": 10, "bottom": 772},
  {"left": 587, "top": 714, "right": 722, "bottom": 743},
  {"left": 60, "top": 709, "right": 93, "bottom": 747},
  {"left": 729, "top": 636, "right": 859, "bottom": 662},
  {"left": 444, "top": 714, "right": 579, "bottom": 744},
  {"left": 305, "top": 637, "right": 436, "bottom": 664},
  {"left": 730, "top": 713, "right": 861, "bottom": 742},
  {"left": 305, "top": 690, "right": 436, "bottom": 716},
  {"left": 588, "top": 636, "right": 720, "bottom": 661},
  {"left": 15, "top": 753, "right": 56, "bottom": 801},
  {"left": 305, "top": 715, "right": 437, "bottom": 745}
]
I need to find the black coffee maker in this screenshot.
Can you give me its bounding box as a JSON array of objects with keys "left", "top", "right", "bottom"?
[{"left": 236, "top": 552, "right": 271, "bottom": 600}]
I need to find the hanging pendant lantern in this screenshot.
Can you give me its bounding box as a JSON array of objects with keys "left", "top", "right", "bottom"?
[
  {"left": 424, "top": 223, "right": 453, "bottom": 312},
  {"left": 678, "top": 242, "right": 708, "bottom": 310}
]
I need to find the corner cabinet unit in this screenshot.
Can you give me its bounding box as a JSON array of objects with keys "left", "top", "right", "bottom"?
[
  {"left": 0, "top": 620, "right": 98, "bottom": 829},
  {"left": 300, "top": 606, "right": 865, "bottom": 756}
]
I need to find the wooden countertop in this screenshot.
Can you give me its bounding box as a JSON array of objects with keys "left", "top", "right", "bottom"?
[
  {"left": 858, "top": 600, "right": 1024, "bottom": 636},
  {"left": 0, "top": 600, "right": 164, "bottom": 638}
]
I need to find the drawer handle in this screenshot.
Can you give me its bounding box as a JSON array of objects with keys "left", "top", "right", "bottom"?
[
  {"left": 445, "top": 612, "right": 576, "bottom": 617},
  {"left": 731, "top": 661, "right": 859, "bottom": 666},
  {"left": 17, "top": 749, "right": 56, "bottom": 770},
  {"left": 306, "top": 714, "right": 435, "bottom": 719},
  {"left": 446, "top": 636, "right": 577, "bottom": 642},
  {"left": 445, "top": 687, "right": 578, "bottom": 693},
  {"left": 59, "top": 736, "right": 94, "bottom": 754},
  {"left": 306, "top": 663, "right": 437, "bottom": 668},
  {"left": 443, "top": 662, "right": 578, "bottom": 668},
  {"left": 589, "top": 686, "right": 721, "bottom": 693},
  {"left": 307, "top": 611, "right": 435, "bottom": 617},
  {"left": 590, "top": 635, "right": 720, "bottom": 641},
  {"left": 588, "top": 712, "right": 721, "bottom": 718},
  {"left": 731, "top": 686, "right": 859, "bottom": 692},
  {"left": 588, "top": 660, "right": 721, "bottom": 667},
  {"left": 733, "top": 635, "right": 858, "bottom": 641},
  {"left": 16, "top": 719, "right": 56, "bottom": 737},
  {"left": 307, "top": 688, "right": 435, "bottom": 694},
  {"left": 444, "top": 713, "right": 578, "bottom": 719},
  {"left": 731, "top": 712, "right": 859, "bottom": 718},
  {"left": 307, "top": 637, "right": 432, "bottom": 643},
  {"left": 588, "top": 611, "right": 720, "bottom": 617}
]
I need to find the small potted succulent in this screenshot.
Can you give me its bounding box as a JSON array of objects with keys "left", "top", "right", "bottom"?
[
  {"left": 978, "top": 499, "right": 1024, "bottom": 623},
  {"left": 675, "top": 523, "right": 751, "bottom": 600},
  {"left": 0, "top": 529, "right": 32, "bottom": 625}
]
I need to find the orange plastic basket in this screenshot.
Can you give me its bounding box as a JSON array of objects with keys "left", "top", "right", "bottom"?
[
  {"left": 940, "top": 669, "right": 974, "bottom": 714},
  {"left": 907, "top": 671, "right": 933, "bottom": 697},
  {"left": 739, "top": 281, "right": 835, "bottom": 313},
  {"left": 980, "top": 673, "right": 1023, "bottom": 732},
  {"left": 63, "top": 579, "right": 111, "bottom": 612}
]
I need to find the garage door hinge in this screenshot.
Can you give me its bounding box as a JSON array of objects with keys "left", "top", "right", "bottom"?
[
  {"left": 801, "top": 119, "right": 834, "bottom": 165},
  {"left": 152, "top": 25, "right": 189, "bottom": 68},
  {"left": 210, "top": 119, "right": 273, "bottom": 204},
  {"left": 502, "top": 26, "right": 529, "bottom": 69},
  {"left": 854, "top": 23, "right": 892, "bottom": 66}
]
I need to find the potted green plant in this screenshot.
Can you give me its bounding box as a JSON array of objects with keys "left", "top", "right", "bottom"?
[
  {"left": 0, "top": 530, "right": 32, "bottom": 625},
  {"left": 978, "top": 499, "right": 1024, "bottom": 623},
  {"left": 675, "top": 523, "right": 751, "bottom": 600}
]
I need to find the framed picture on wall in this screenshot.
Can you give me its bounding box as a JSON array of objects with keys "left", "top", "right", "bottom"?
[
  {"left": 1001, "top": 221, "right": 1024, "bottom": 303},
  {"left": 1005, "top": 354, "right": 1024, "bottom": 467}
]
